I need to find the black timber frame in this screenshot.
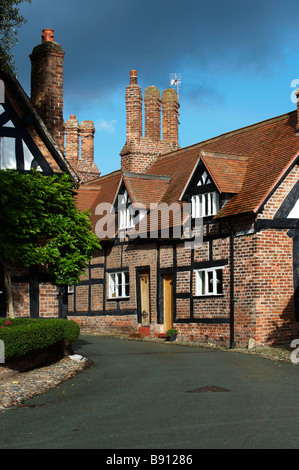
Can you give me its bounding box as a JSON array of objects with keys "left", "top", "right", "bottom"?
[{"left": 0, "top": 97, "right": 54, "bottom": 173}]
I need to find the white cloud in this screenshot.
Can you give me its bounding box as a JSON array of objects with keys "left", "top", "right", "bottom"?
[{"left": 96, "top": 118, "right": 117, "bottom": 133}]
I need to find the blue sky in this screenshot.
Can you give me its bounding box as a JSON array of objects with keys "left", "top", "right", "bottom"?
[{"left": 13, "top": 0, "right": 299, "bottom": 176}]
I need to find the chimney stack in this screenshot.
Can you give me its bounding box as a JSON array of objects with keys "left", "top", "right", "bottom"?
[
  {"left": 162, "top": 89, "right": 179, "bottom": 144},
  {"left": 80, "top": 120, "right": 95, "bottom": 167},
  {"left": 30, "top": 29, "right": 65, "bottom": 150},
  {"left": 144, "top": 86, "right": 161, "bottom": 141},
  {"left": 64, "top": 115, "right": 80, "bottom": 168},
  {"left": 125, "top": 70, "right": 143, "bottom": 140},
  {"left": 121, "top": 70, "right": 180, "bottom": 173}
]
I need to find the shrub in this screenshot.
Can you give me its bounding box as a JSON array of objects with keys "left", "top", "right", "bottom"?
[
  {"left": 0, "top": 318, "right": 80, "bottom": 361},
  {"left": 166, "top": 328, "right": 178, "bottom": 337}
]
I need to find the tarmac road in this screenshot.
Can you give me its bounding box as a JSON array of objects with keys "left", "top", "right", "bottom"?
[{"left": 0, "top": 335, "right": 299, "bottom": 450}]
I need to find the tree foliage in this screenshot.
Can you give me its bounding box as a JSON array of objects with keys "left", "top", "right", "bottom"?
[
  {"left": 0, "top": 170, "right": 101, "bottom": 316},
  {"left": 0, "top": 0, "right": 31, "bottom": 72}
]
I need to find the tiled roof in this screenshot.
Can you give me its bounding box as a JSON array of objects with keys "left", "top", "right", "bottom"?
[
  {"left": 200, "top": 152, "right": 249, "bottom": 194},
  {"left": 123, "top": 172, "right": 170, "bottom": 209},
  {"left": 76, "top": 171, "right": 121, "bottom": 237},
  {"left": 146, "top": 110, "right": 299, "bottom": 218},
  {"left": 77, "top": 110, "right": 299, "bottom": 235}
]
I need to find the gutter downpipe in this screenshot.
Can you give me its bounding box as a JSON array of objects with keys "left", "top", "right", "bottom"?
[{"left": 227, "top": 222, "right": 236, "bottom": 349}]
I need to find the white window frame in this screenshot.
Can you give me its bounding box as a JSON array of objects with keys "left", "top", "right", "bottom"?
[
  {"left": 191, "top": 192, "right": 219, "bottom": 218},
  {"left": 195, "top": 266, "right": 224, "bottom": 296},
  {"left": 118, "top": 190, "right": 134, "bottom": 230},
  {"left": 108, "top": 271, "right": 129, "bottom": 299}
]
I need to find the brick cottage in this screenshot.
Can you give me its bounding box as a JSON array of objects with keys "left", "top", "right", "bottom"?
[{"left": 1, "top": 30, "right": 299, "bottom": 347}]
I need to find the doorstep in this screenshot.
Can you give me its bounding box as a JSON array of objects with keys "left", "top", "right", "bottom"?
[{"left": 138, "top": 326, "right": 151, "bottom": 337}]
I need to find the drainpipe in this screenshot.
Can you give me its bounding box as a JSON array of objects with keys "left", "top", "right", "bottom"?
[
  {"left": 230, "top": 229, "right": 235, "bottom": 349},
  {"left": 226, "top": 222, "right": 235, "bottom": 349}
]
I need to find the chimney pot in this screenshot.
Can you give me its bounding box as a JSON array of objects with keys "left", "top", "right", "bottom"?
[
  {"left": 130, "top": 70, "right": 138, "bottom": 85},
  {"left": 42, "top": 28, "right": 55, "bottom": 43}
]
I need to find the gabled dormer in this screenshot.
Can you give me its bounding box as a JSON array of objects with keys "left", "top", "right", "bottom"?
[
  {"left": 113, "top": 179, "right": 147, "bottom": 232},
  {"left": 190, "top": 168, "right": 220, "bottom": 218},
  {"left": 117, "top": 184, "right": 134, "bottom": 230},
  {"left": 180, "top": 153, "right": 249, "bottom": 220},
  {"left": 181, "top": 161, "right": 221, "bottom": 219}
]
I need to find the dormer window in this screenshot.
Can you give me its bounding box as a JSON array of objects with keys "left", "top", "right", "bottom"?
[
  {"left": 181, "top": 164, "right": 221, "bottom": 219},
  {"left": 118, "top": 189, "right": 134, "bottom": 230},
  {"left": 197, "top": 170, "right": 211, "bottom": 186},
  {"left": 191, "top": 192, "right": 219, "bottom": 218},
  {"left": 117, "top": 185, "right": 147, "bottom": 231}
]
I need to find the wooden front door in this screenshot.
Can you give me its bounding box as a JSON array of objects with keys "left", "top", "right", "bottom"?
[
  {"left": 163, "top": 273, "right": 174, "bottom": 332},
  {"left": 140, "top": 272, "right": 150, "bottom": 325}
]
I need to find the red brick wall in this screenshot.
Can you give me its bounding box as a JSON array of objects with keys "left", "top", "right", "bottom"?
[
  {"left": 254, "top": 229, "right": 298, "bottom": 345},
  {"left": 69, "top": 216, "right": 298, "bottom": 348}
]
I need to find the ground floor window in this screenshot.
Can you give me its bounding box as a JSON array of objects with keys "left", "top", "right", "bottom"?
[
  {"left": 108, "top": 271, "right": 129, "bottom": 299},
  {"left": 195, "top": 266, "right": 224, "bottom": 296}
]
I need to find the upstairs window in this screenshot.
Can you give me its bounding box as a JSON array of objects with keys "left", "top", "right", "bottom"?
[
  {"left": 191, "top": 192, "right": 219, "bottom": 218},
  {"left": 117, "top": 187, "right": 147, "bottom": 231},
  {"left": 118, "top": 189, "right": 134, "bottom": 230}
]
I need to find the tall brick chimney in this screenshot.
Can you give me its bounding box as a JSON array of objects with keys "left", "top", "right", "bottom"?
[
  {"left": 30, "top": 29, "right": 65, "bottom": 150},
  {"left": 64, "top": 115, "right": 80, "bottom": 168},
  {"left": 126, "top": 70, "right": 143, "bottom": 140},
  {"left": 162, "top": 89, "right": 179, "bottom": 144},
  {"left": 120, "top": 70, "right": 180, "bottom": 173},
  {"left": 80, "top": 120, "right": 96, "bottom": 168},
  {"left": 144, "top": 86, "right": 161, "bottom": 141}
]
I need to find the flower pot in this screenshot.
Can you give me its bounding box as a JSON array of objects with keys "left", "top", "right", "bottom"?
[{"left": 167, "top": 334, "right": 177, "bottom": 342}]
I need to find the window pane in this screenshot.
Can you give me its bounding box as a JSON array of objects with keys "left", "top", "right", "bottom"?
[
  {"left": 109, "top": 273, "right": 115, "bottom": 297},
  {"left": 207, "top": 270, "right": 214, "bottom": 294},
  {"left": 125, "top": 272, "right": 129, "bottom": 297},
  {"left": 0, "top": 137, "right": 16, "bottom": 169},
  {"left": 3, "top": 120, "right": 14, "bottom": 128},
  {"left": 198, "top": 271, "right": 204, "bottom": 295},
  {"left": 216, "top": 269, "right": 223, "bottom": 294},
  {"left": 212, "top": 192, "right": 219, "bottom": 215},
  {"left": 23, "top": 141, "right": 35, "bottom": 170}
]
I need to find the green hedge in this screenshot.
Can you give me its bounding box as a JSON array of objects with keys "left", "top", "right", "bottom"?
[{"left": 0, "top": 318, "right": 80, "bottom": 361}]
